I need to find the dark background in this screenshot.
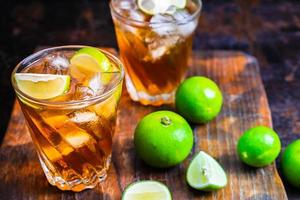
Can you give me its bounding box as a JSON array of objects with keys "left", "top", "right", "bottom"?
[{"left": 0, "top": 0, "right": 299, "bottom": 199}]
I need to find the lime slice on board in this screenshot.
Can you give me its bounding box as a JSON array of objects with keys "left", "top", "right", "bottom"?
[
  {"left": 70, "top": 47, "right": 111, "bottom": 73},
  {"left": 14, "top": 73, "right": 70, "bottom": 99},
  {"left": 122, "top": 180, "right": 172, "bottom": 200},
  {"left": 186, "top": 151, "right": 227, "bottom": 191},
  {"left": 138, "top": 0, "right": 186, "bottom": 15}
]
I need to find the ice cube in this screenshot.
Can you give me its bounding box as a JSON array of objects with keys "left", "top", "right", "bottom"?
[
  {"left": 88, "top": 73, "right": 104, "bottom": 93},
  {"left": 68, "top": 110, "right": 105, "bottom": 139},
  {"left": 41, "top": 55, "right": 70, "bottom": 74},
  {"left": 114, "top": 0, "right": 137, "bottom": 11},
  {"left": 81, "top": 72, "right": 109, "bottom": 96},
  {"left": 50, "top": 56, "right": 70, "bottom": 69},
  {"left": 115, "top": 9, "right": 147, "bottom": 38},
  {"left": 115, "top": 5, "right": 146, "bottom": 22},
  {"left": 148, "top": 46, "right": 168, "bottom": 61},
  {"left": 52, "top": 114, "right": 96, "bottom": 148},
  {"left": 69, "top": 111, "right": 98, "bottom": 124},
  {"left": 173, "top": 10, "right": 198, "bottom": 36},
  {"left": 112, "top": 0, "right": 144, "bottom": 34},
  {"left": 129, "top": 9, "right": 147, "bottom": 22},
  {"left": 64, "top": 130, "right": 92, "bottom": 148},
  {"left": 75, "top": 85, "right": 95, "bottom": 100},
  {"left": 119, "top": 0, "right": 137, "bottom": 10},
  {"left": 150, "top": 14, "right": 177, "bottom": 36},
  {"left": 173, "top": 9, "right": 191, "bottom": 21},
  {"left": 145, "top": 35, "right": 180, "bottom": 61},
  {"left": 165, "top": 5, "right": 177, "bottom": 15}
]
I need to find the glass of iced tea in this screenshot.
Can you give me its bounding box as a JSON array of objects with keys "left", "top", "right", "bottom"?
[
  {"left": 11, "top": 46, "right": 124, "bottom": 192},
  {"left": 110, "top": 0, "right": 202, "bottom": 106}
]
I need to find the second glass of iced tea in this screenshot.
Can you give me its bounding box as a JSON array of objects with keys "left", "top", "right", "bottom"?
[{"left": 110, "top": 0, "right": 202, "bottom": 106}]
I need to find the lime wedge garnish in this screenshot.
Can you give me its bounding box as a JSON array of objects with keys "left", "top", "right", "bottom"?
[
  {"left": 70, "top": 47, "right": 111, "bottom": 73},
  {"left": 122, "top": 180, "right": 172, "bottom": 200},
  {"left": 138, "top": 0, "right": 160, "bottom": 15},
  {"left": 138, "top": 0, "right": 186, "bottom": 15},
  {"left": 14, "top": 73, "right": 70, "bottom": 99},
  {"left": 186, "top": 151, "right": 227, "bottom": 191}
]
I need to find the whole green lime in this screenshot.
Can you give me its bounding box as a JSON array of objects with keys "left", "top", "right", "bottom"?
[
  {"left": 281, "top": 139, "right": 300, "bottom": 188},
  {"left": 237, "top": 126, "right": 281, "bottom": 167},
  {"left": 134, "top": 111, "right": 193, "bottom": 168},
  {"left": 175, "top": 76, "right": 223, "bottom": 123}
]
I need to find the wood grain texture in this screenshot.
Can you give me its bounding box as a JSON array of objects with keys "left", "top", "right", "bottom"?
[{"left": 0, "top": 51, "right": 287, "bottom": 200}]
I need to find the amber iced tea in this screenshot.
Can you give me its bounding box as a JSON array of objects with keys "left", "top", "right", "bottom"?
[
  {"left": 110, "top": 0, "right": 202, "bottom": 105},
  {"left": 115, "top": 26, "right": 193, "bottom": 105},
  {"left": 11, "top": 46, "right": 124, "bottom": 192}
]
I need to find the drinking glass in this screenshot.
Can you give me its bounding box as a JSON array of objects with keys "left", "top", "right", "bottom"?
[
  {"left": 110, "top": 0, "right": 202, "bottom": 106},
  {"left": 11, "top": 46, "right": 124, "bottom": 192}
]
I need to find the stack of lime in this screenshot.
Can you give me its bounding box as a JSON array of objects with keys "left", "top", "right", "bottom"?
[{"left": 131, "top": 74, "right": 227, "bottom": 198}]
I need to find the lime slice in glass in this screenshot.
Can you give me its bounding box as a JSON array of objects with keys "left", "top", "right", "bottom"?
[
  {"left": 70, "top": 47, "right": 111, "bottom": 73},
  {"left": 122, "top": 180, "right": 172, "bottom": 200},
  {"left": 187, "top": 151, "right": 227, "bottom": 191},
  {"left": 70, "top": 47, "right": 113, "bottom": 86},
  {"left": 138, "top": 0, "right": 186, "bottom": 15},
  {"left": 14, "top": 73, "right": 70, "bottom": 99}
]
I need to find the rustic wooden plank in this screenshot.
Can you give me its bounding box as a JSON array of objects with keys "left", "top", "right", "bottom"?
[{"left": 0, "top": 50, "right": 287, "bottom": 199}]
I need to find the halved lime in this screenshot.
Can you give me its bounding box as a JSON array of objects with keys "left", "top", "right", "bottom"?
[
  {"left": 186, "top": 151, "right": 227, "bottom": 191},
  {"left": 70, "top": 47, "right": 111, "bottom": 73},
  {"left": 138, "top": 0, "right": 186, "bottom": 15},
  {"left": 122, "top": 180, "right": 172, "bottom": 200},
  {"left": 14, "top": 73, "right": 70, "bottom": 99}
]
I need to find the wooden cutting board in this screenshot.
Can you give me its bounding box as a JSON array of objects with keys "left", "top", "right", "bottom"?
[{"left": 0, "top": 50, "right": 287, "bottom": 200}]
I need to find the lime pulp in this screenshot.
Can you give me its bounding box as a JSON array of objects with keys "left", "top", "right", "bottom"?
[
  {"left": 14, "top": 73, "right": 70, "bottom": 99},
  {"left": 122, "top": 180, "right": 172, "bottom": 200}
]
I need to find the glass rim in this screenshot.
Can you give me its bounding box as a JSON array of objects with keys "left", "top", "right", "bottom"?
[
  {"left": 109, "top": 0, "right": 202, "bottom": 27},
  {"left": 11, "top": 45, "right": 125, "bottom": 108}
]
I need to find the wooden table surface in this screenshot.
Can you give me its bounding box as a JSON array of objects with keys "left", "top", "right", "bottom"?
[
  {"left": 0, "top": 0, "right": 299, "bottom": 199},
  {"left": 0, "top": 51, "right": 288, "bottom": 199}
]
